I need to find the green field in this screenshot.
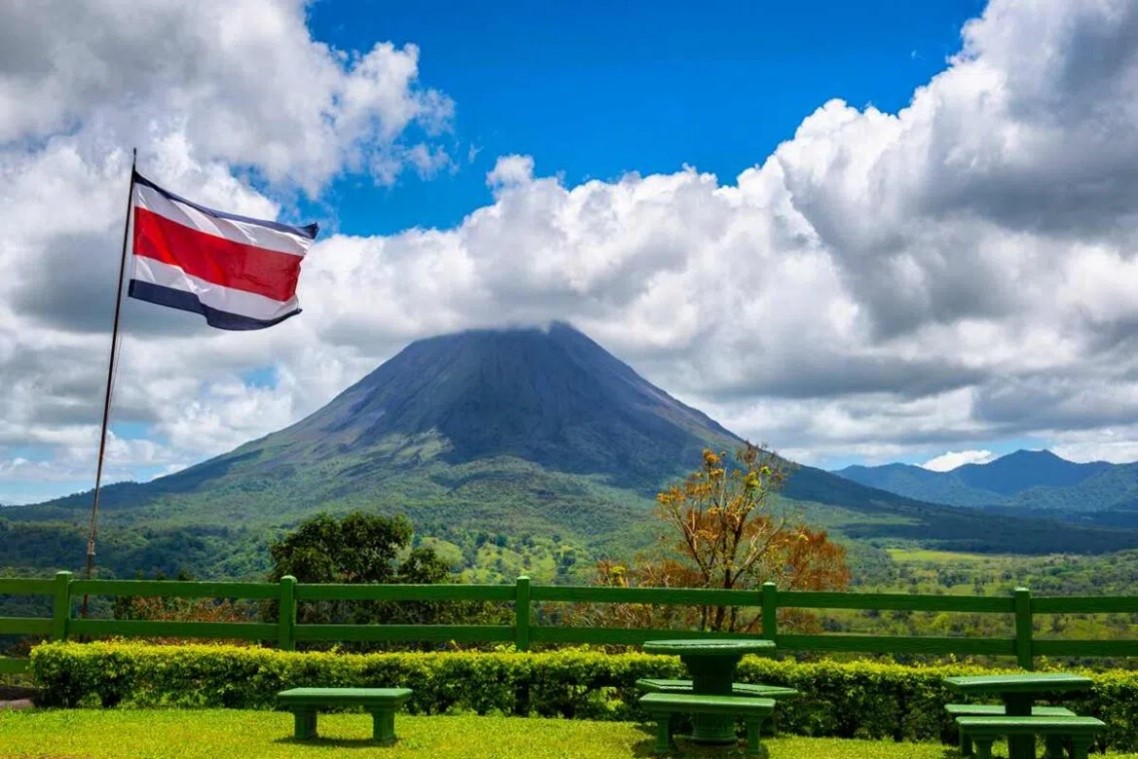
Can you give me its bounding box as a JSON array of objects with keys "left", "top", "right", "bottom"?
[
  {"left": 2, "top": 709, "right": 1134, "bottom": 759},
  {"left": 859, "top": 544, "right": 1138, "bottom": 596},
  {"left": 885, "top": 548, "right": 993, "bottom": 563}
]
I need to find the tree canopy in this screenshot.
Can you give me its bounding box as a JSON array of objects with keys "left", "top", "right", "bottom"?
[
  {"left": 587, "top": 444, "right": 850, "bottom": 633},
  {"left": 267, "top": 511, "right": 458, "bottom": 635},
  {"left": 268, "top": 511, "right": 449, "bottom": 586}
]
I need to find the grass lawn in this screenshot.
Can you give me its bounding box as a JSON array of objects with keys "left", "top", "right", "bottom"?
[{"left": 2, "top": 710, "right": 1138, "bottom": 759}]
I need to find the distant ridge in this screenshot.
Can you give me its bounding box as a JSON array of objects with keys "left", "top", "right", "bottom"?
[
  {"left": 954, "top": 450, "right": 1110, "bottom": 495},
  {"left": 834, "top": 449, "right": 1138, "bottom": 516}
]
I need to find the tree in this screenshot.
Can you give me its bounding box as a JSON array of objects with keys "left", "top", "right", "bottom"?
[
  {"left": 584, "top": 444, "right": 850, "bottom": 633},
  {"left": 268, "top": 511, "right": 451, "bottom": 584},
  {"left": 113, "top": 570, "right": 250, "bottom": 645},
  {"left": 266, "top": 511, "right": 458, "bottom": 633}
]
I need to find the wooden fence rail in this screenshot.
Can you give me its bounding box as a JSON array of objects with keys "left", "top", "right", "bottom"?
[{"left": 2, "top": 572, "right": 1136, "bottom": 675}]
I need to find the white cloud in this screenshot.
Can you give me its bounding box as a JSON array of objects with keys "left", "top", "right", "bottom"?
[
  {"left": 487, "top": 155, "right": 536, "bottom": 189},
  {"left": 921, "top": 450, "right": 997, "bottom": 472},
  {"left": 0, "top": 0, "right": 453, "bottom": 193},
  {"left": 0, "top": 0, "right": 456, "bottom": 502},
  {"left": 1050, "top": 428, "right": 1138, "bottom": 465},
  {"left": 6, "top": 0, "right": 1138, "bottom": 504},
  {"left": 289, "top": 0, "right": 1138, "bottom": 463}
]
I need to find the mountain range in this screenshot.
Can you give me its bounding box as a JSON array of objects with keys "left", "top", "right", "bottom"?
[
  {"left": 834, "top": 450, "right": 1138, "bottom": 525},
  {"left": 4, "top": 322, "right": 1138, "bottom": 581}
]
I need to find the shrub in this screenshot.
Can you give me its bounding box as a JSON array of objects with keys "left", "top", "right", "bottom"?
[{"left": 29, "top": 642, "right": 1138, "bottom": 751}]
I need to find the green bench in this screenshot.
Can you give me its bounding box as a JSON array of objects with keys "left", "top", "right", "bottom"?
[
  {"left": 639, "top": 692, "right": 775, "bottom": 758},
  {"left": 954, "top": 716, "right": 1106, "bottom": 759},
  {"left": 636, "top": 677, "right": 798, "bottom": 699},
  {"left": 276, "top": 687, "right": 412, "bottom": 744},
  {"left": 945, "top": 704, "right": 1075, "bottom": 756},
  {"left": 637, "top": 678, "right": 796, "bottom": 736}
]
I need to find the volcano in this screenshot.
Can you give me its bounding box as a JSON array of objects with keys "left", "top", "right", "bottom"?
[
  {"left": 271, "top": 322, "right": 740, "bottom": 491},
  {"left": 10, "top": 322, "right": 1138, "bottom": 579}
]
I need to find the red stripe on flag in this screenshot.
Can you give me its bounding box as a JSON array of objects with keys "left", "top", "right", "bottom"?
[{"left": 133, "top": 207, "right": 302, "bottom": 302}]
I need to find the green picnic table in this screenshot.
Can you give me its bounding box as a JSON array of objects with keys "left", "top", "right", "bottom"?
[
  {"left": 642, "top": 638, "right": 776, "bottom": 745},
  {"left": 943, "top": 673, "right": 1094, "bottom": 759}
]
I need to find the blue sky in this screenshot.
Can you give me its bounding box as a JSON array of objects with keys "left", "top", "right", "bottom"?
[
  {"left": 300, "top": 0, "right": 1025, "bottom": 472},
  {"left": 304, "top": 0, "right": 985, "bottom": 236},
  {"left": 4, "top": 0, "right": 1138, "bottom": 504}
]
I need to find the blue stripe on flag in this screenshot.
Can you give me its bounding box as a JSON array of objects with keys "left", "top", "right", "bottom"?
[
  {"left": 127, "top": 281, "right": 300, "bottom": 331},
  {"left": 132, "top": 171, "right": 319, "bottom": 240}
]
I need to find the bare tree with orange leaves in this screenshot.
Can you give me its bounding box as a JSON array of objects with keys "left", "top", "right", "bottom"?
[{"left": 584, "top": 444, "right": 850, "bottom": 633}]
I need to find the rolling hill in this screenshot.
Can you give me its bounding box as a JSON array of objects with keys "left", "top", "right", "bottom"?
[
  {"left": 834, "top": 450, "right": 1138, "bottom": 522},
  {"left": 5, "top": 323, "right": 1138, "bottom": 580}
]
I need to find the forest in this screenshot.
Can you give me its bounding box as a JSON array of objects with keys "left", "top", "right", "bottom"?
[{"left": 5, "top": 446, "right": 1138, "bottom": 659}]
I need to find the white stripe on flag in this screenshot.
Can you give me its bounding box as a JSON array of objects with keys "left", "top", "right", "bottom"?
[
  {"left": 131, "top": 257, "right": 300, "bottom": 322},
  {"left": 133, "top": 184, "right": 310, "bottom": 257}
]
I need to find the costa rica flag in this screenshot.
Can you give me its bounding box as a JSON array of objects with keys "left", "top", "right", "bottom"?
[{"left": 128, "top": 171, "right": 318, "bottom": 330}]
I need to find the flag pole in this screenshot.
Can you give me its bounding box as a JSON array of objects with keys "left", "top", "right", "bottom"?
[{"left": 80, "top": 148, "right": 137, "bottom": 619}]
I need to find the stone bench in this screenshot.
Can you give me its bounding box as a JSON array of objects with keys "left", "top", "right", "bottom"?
[
  {"left": 637, "top": 678, "right": 797, "bottom": 736},
  {"left": 945, "top": 704, "right": 1075, "bottom": 756},
  {"left": 954, "top": 715, "right": 1105, "bottom": 759},
  {"left": 640, "top": 692, "right": 776, "bottom": 758},
  {"left": 635, "top": 677, "right": 798, "bottom": 699},
  {"left": 276, "top": 687, "right": 412, "bottom": 744}
]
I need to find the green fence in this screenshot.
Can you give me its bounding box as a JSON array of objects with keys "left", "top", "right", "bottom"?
[{"left": 4, "top": 572, "right": 1138, "bottom": 675}]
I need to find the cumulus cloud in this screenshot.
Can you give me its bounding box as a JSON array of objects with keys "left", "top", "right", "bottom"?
[
  {"left": 294, "top": 0, "right": 1138, "bottom": 468},
  {"left": 487, "top": 155, "right": 536, "bottom": 189},
  {"left": 1052, "top": 431, "right": 1138, "bottom": 466},
  {"left": 6, "top": 0, "right": 1138, "bottom": 503},
  {"left": 0, "top": 0, "right": 453, "bottom": 192},
  {"left": 921, "top": 450, "right": 997, "bottom": 472},
  {"left": 0, "top": 0, "right": 455, "bottom": 502}
]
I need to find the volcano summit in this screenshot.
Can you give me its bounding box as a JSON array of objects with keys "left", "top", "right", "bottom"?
[{"left": 272, "top": 322, "right": 739, "bottom": 491}]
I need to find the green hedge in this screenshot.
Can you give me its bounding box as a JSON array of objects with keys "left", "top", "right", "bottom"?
[{"left": 29, "top": 642, "right": 1138, "bottom": 750}]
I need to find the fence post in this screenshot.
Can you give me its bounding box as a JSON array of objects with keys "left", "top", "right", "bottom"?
[
  {"left": 278, "top": 575, "right": 297, "bottom": 652},
  {"left": 1014, "top": 587, "right": 1033, "bottom": 670},
  {"left": 51, "top": 571, "right": 72, "bottom": 641},
  {"left": 761, "top": 582, "right": 778, "bottom": 643},
  {"left": 515, "top": 576, "right": 531, "bottom": 652}
]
